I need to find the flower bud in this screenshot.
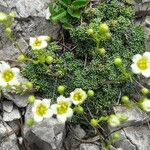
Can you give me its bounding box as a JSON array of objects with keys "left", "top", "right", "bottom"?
[
  {"left": 17, "top": 54, "right": 26, "bottom": 62},
  {"left": 105, "top": 32, "right": 111, "bottom": 39},
  {"left": 74, "top": 105, "right": 84, "bottom": 114},
  {"left": 5, "top": 27, "right": 12, "bottom": 35},
  {"left": 57, "top": 85, "right": 66, "bottom": 94},
  {"left": 0, "top": 12, "right": 7, "bottom": 23},
  {"left": 107, "top": 115, "right": 120, "bottom": 127},
  {"left": 87, "top": 90, "right": 94, "bottom": 97},
  {"left": 99, "top": 23, "right": 109, "bottom": 34},
  {"left": 114, "top": 58, "right": 122, "bottom": 66},
  {"left": 112, "top": 132, "right": 120, "bottom": 141},
  {"left": 27, "top": 118, "right": 35, "bottom": 127},
  {"left": 87, "top": 28, "right": 94, "bottom": 35},
  {"left": 121, "top": 96, "right": 129, "bottom": 104},
  {"left": 9, "top": 12, "right": 16, "bottom": 18},
  {"left": 140, "top": 98, "right": 150, "bottom": 112},
  {"left": 141, "top": 87, "right": 149, "bottom": 95},
  {"left": 97, "top": 48, "right": 106, "bottom": 55},
  {"left": 26, "top": 82, "right": 33, "bottom": 89},
  {"left": 90, "top": 119, "right": 99, "bottom": 127},
  {"left": 46, "top": 56, "right": 53, "bottom": 64},
  {"left": 28, "top": 95, "right": 35, "bottom": 104}
]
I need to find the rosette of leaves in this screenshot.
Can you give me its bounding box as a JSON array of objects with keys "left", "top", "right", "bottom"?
[{"left": 49, "top": 0, "right": 88, "bottom": 29}]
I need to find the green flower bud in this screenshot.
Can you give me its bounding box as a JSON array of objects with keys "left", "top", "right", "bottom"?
[
  {"left": 28, "top": 95, "right": 35, "bottom": 104},
  {"left": 5, "top": 27, "right": 12, "bottom": 35},
  {"left": 27, "top": 118, "right": 35, "bottom": 127},
  {"left": 99, "top": 23, "right": 109, "bottom": 34},
  {"left": 46, "top": 56, "right": 53, "bottom": 64},
  {"left": 121, "top": 96, "right": 129, "bottom": 104},
  {"left": 26, "top": 82, "right": 33, "bottom": 89},
  {"left": 114, "top": 58, "right": 122, "bottom": 66},
  {"left": 90, "top": 119, "right": 99, "bottom": 127},
  {"left": 141, "top": 87, "right": 149, "bottom": 95},
  {"left": 87, "top": 28, "right": 94, "bottom": 35},
  {"left": 117, "top": 114, "right": 128, "bottom": 122},
  {"left": 87, "top": 90, "right": 94, "bottom": 97},
  {"left": 9, "top": 12, "right": 16, "bottom": 18},
  {"left": 57, "top": 85, "right": 66, "bottom": 94},
  {"left": 97, "top": 48, "right": 106, "bottom": 55},
  {"left": 107, "top": 115, "right": 120, "bottom": 127},
  {"left": 112, "top": 132, "right": 120, "bottom": 141},
  {"left": 74, "top": 105, "right": 84, "bottom": 114},
  {"left": 0, "top": 12, "right": 7, "bottom": 23},
  {"left": 105, "top": 32, "right": 111, "bottom": 39},
  {"left": 17, "top": 54, "right": 26, "bottom": 62}
]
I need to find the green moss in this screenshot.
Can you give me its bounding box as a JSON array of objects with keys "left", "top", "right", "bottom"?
[{"left": 22, "top": 0, "right": 146, "bottom": 121}]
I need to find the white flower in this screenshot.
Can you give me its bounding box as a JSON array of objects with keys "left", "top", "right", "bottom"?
[
  {"left": 29, "top": 36, "right": 50, "bottom": 50},
  {"left": 107, "top": 115, "right": 121, "bottom": 127},
  {"left": 131, "top": 52, "right": 150, "bottom": 78},
  {"left": 51, "top": 96, "right": 73, "bottom": 123},
  {"left": 0, "top": 61, "right": 20, "bottom": 87},
  {"left": 141, "top": 98, "right": 150, "bottom": 112},
  {"left": 32, "top": 99, "right": 53, "bottom": 122},
  {"left": 70, "top": 88, "right": 87, "bottom": 105}
]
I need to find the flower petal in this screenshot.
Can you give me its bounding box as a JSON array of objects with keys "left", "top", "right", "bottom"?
[
  {"left": 57, "top": 114, "right": 67, "bottom": 123},
  {"left": 132, "top": 54, "right": 141, "bottom": 63},
  {"left": 12, "top": 67, "right": 20, "bottom": 76},
  {"left": 50, "top": 104, "right": 58, "bottom": 114},
  {"left": 143, "top": 52, "right": 150, "bottom": 58},
  {"left": 66, "top": 108, "right": 73, "bottom": 118},
  {"left": 44, "top": 109, "right": 53, "bottom": 118},
  {"left": 42, "top": 99, "right": 51, "bottom": 108},
  {"left": 131, "top": 64, "right": 141, "bottom": 74},
  {"left": 142, "top": 69, "right": 150, "bottom": 78},
  {"left": 34, "top": 114, "right": 43, "bottom": 122}
]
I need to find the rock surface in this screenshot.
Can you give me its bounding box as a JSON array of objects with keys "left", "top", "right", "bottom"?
[
  {"left": 0, "top": 118, "right": 19, "bottom": 150},
  {"left": 0, "top": 0, "right": 60, "bottom": 60},
  {"left": 3, "top": 106, "right": 21, "bottom": 122}
]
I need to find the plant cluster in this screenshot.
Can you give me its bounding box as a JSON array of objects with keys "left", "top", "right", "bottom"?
[{"left": 0, "top": 0, "right": 150, "bottom": 150}]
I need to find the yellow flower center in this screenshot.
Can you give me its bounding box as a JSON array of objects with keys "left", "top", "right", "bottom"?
[
  {"left": 57, "top": 101, "right": 69, "bottom": 115},
  {"left": 36, "top": 104, "right": 48, "bottom": 116},
  {"left": 33, "top": 38, "right": 42, "bottom": 47},
  {"left": 73, "top": 92, "right": 83, "bottom": 101},
  {"left": 2, "top": 69, "right": 14, "bottom": 82},
  {"left": 137, "top": 57, "right": 148, "bottom": 70}
]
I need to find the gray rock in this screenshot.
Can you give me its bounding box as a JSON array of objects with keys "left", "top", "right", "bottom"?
[
  {"left": 114, "top": 125, "right": 150, "bottom": 150},
  {"left": 63, "top": 125, "right": 86, "bottom": 150},
  {"left": 0, "top": 0, "right": 60, "bottom": 60},
  {"left": 2, "top": 101, "right": 13, "bottom": 113},
  {"left": 0, "top": 37, "right": 28, "bottom": 60},
  {"left": 145, "top": 16, "right": 150, "bottom": 27},
  {"left": 79, "top": 144, "right": 100, "bottom": 150},
  {"left": 113, "top": 106, "right": 149, "bottom": 126},
  {"left": 114, "top": 130, "right": 136, "bottom": 150},
  {"left": 0, "top": 118, "right": 19, "bottom": 150},
  {"left": 24, "top": 105, "right": 66, "bottom": 150},
  {"left": 3, "top": 91, "right": 30, "bottom": 108},
  {"left": 3, "top": 106, "right": 21, "bottom": 122}
]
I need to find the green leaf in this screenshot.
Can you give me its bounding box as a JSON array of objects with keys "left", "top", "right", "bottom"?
[
  {"left": 62, "top": 23, "right": 73, "bottom": 30},
  {"left": 51, "top": 8, "right": 67, "bottom": 22},
  {"left": 58, "top": 0, "right": 71, "bottom": 7},
  {"left": 71, "top": 0, "right": 87, "bottom": 9},
  {"left": 67, "top": 8, "right": 81, "bottom": 19}
]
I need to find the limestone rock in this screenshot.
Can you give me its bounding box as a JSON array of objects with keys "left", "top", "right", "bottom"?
[
  {"left": 3, "top": 91, "right": 30, "bottom": 108},
  {"left": 113, "top": 106, "right": 149, "bottom": 126},
  {"left": 2, "top": 101, "right": 13, "bottom": 113},
  {"left": 79, "top": 144, "right": 100, "bottom": 150},
  {"left": 0, "top": 118, "right": 19, "bottom": 150},
  {"left": 0, "top": 0, "right": 60, "bottom": 60},
  {"left": 3, "top": 106, "right": 21, "bottom": 122},
  {"left": 23, "top": 105, "right": 66, "bottom": 150}
]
